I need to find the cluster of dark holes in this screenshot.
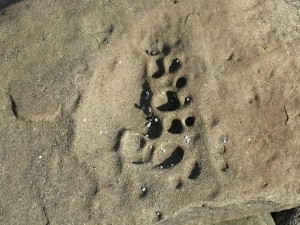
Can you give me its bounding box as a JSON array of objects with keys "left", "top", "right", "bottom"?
[
  {"left": 134, "top": 55, "right": 201, "bottom": 179},
  {"left": 152, "top": 58, "right": 181, "bottom": 79},
  {"left": 167, "top": 116, "right": 195, "bottom": 134}
]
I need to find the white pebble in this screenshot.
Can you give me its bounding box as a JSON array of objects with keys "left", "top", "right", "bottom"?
[
  {"left": 141, "top": 187, "right": 147, "bottom": 192},
  {"left": 184, "top": 136, "right": 191, "bottom": 144},
  {"left": 38, "top": 155, "right": 42, "bottom": 159}
]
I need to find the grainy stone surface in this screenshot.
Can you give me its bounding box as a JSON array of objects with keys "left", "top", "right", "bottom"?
[{"left": 0, "top": 0, "right": 299, "bottom": 224}]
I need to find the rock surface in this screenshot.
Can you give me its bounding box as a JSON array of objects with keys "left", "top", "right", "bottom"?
[
  {"left": 216, "top": 213, "right": 275, "bottom": 225},
  {"left": 0, "top": 0, "right": 299, "bottom": 224}
]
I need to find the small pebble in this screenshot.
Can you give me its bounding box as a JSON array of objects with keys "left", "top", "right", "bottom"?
[{"left": 184, "top": 135, "right": 191, "bottom": 144}]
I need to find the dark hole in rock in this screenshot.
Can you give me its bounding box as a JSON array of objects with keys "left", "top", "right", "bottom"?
[
  {"left": 169, "top": 58, "right": 181, "bottom": 73},
  {"left": 185, "top": 117, "right": 195, "bottom": 127},
  {"left": 157, "top": 147, "right": 184, "bottom": 169},
  {"left": 157, "top": 91, "right": 180, "bottom": 111},
  {"left": 184, "top": 96, "right": 191, "bottom": 106},
  {"left": 162, "top": 45, "right": 171, "bottom": 55},
  {"left": 152, "top": 58, "right": 165, "bottom": 79},
  {"left": 134, "top": 81, "right": 153, "bottom": 116},
  {"left": 167, "top": 119, "right": 183, "bottom": 134},
  {"left": 176, "top": 77, "right": 187, "bottom": 89},
  {"left": 176, "top": 180, "right": 183, "bottom": 189},
  {"left": 145, "top": 116, "right": 162, "bottom": 139},
  {"left": 188, "top": 162, "right": 201, "bottom": 179}
]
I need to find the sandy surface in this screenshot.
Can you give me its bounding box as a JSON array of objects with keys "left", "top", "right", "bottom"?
[{"left": 0, "top": 0, "right": 299, "bottom": 224}]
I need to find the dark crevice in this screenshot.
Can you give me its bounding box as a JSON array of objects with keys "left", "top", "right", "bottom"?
[
  {"left": 0, "top": 0, "right": 20, "bottom": 10},
  {"left": 176, "top": 77, "right": 187, "bottom": 89},
  {"left": 284, "top": 105, "right": 289, "bottom": 125},
  {"left": 114, "top": 129, "right": 126, "bottom": 151},
  {"left": 42, "top": 206, "right": 50, "bottom": 225},
  {"left": 9, "top": 95, "right": 18, "bottom": 118},
  {"left": 188, "top": 162, "right": 201, "bottom": 179},
  {"left": 272, "top": 206, "right": 300, "bottom": 225},
  {"left": 167, "top": 119, "right": 183, "bottom": 134},
  {"left": 157, "top": 147, "right": 184, "bottom": 169},
  {"left": 157, "top": 91, "right": 180, "bottom": 111},
  {"left": 185, "top": 117, "right": 195, "bottom": 127},
  {"left": 152, "top": 58, "right": 165, "bottom": 79},
  {"left": 169, "top": 58, "right": 181, "bottom": 73},
  {"left": 221, "top": 162, "right": 229, "bottom": 172}
]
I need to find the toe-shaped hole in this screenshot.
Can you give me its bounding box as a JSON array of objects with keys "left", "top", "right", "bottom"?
[
  {"left": 176, "top": 77, "right": 187, "bottom": 89},
  {"left": 157, "top": 91, "right": 180, "bottom": 111},
  {"left": 167, "top": 119, "right": 183, "bottom": 134},
  {"left": 169, "top": 58, "right": 181, "bottom": 73},
  {"left": 185, "top": 117, "right": 195, "bottom": 127},
  {"left": 188, "top": 162, "right": 201, "bottom": 179},
  {"left": 152, "top": 58, "right": 165, "bottom": 79},
  {"left": 157, "top": 147, "right": 184, "bottom": 169}
]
